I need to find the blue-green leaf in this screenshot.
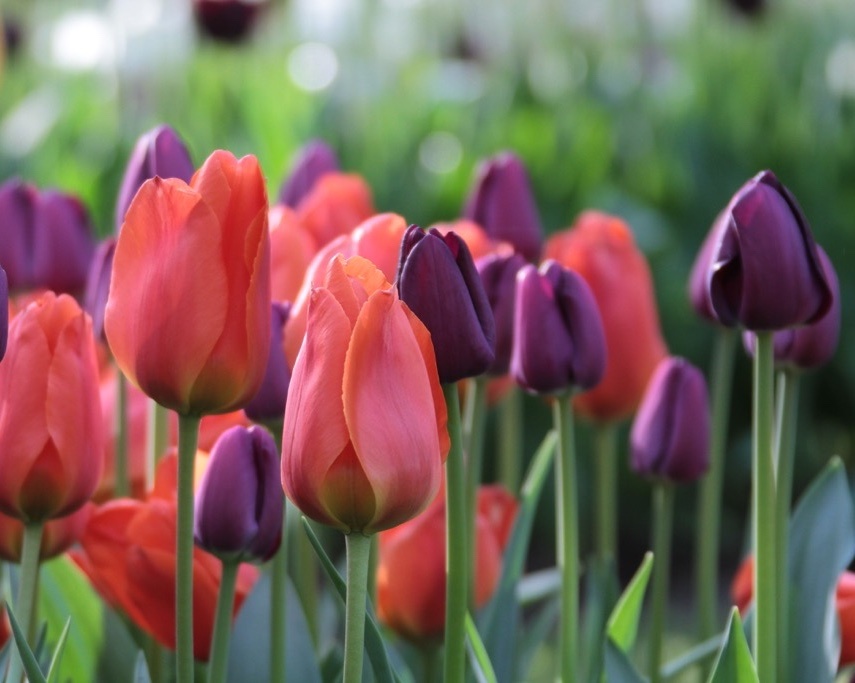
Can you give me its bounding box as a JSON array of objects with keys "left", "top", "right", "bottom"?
[
  {"left": 133, "top": 651, "right": 152, "bottom": 683},
  {"left": 706, "top": 608, "right": 757, "bottom": 683},
  {"left": 606, "top": 552, "right": 654, "bottom": 652},
  {"left": 603, "top": 640, "right": 645, "bottom": 683},
  {"left": 45, "top": 617, "right": 71, "bottom": 683},
  {"left": 6, "top": 601, "right": 48, "bottom": 683},
  {"left": 465, "top": 612, "right": 497, "bottom": 683}
]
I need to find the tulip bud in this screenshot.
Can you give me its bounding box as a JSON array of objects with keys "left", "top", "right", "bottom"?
[
  {"left": 687, "top": 210, "right": 726, "bottom": 324},
  {"left": 0, "top": 266, "right": 7, "bottom": 361},
  {"left": 463, "top": 152, "right": 543, "bottom": 262},
  {"left": 244, "top": 302, "right": 292, "bottom": 423},
  {"left": 278, "top": 140, "right": 340, "bottom": 208},
  {"left": 397, "top": 225, "right": 496, "bottom": 384},
  {"left": 511, "top": 261, "right": 606, "bottom": 395},
  {"left": 476, "top": 252, "right": 527, "bottom": 375},
  {"left": 630, "top": 357, "right": 710, "bottom": 483},
  {"left": 708, "top": 170, "right": 832, "bottom": 331},
  {"left": 0, "top": 503, "right": 93, "bottom": 563},
  {"left": 115, "top": 126, "right": 194, "bottom": 232},
  {"left": 83, "top": 238, "right": 116, "bottom": 343},
  {"left": 295, "top": 173, "right": 375, "bottom": 247},
  {"left": 195, "top": 426, "right": 283, "bottom": 563}
]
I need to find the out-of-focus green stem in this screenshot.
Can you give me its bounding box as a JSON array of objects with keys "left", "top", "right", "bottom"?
[
  {"left": 289, "top": 500, "right": 318, "bottom": 645},
  {"left": 6, "top": 522, "right": 44, "bottom": 683},
  {"left": 649, "top": 484, "right": 674, "bottom": 683},
  {"left": 115, "top": 371, "right": 130, "bottom": 497},
  {"left": 594, "top": 423, "right": 618, "bottom": 565},
  {"left": 176, "top": 414, "right": 201, "bottom": 683},
  {"left": 269, "top": 422, "right": 287, "bottom": 683},
  {"left": 497, "top": 387, "right": 523, "bottom": 494},
  {"left": 463, "top": 376, "right": 488, "bottom": 605},
  {"left": 342, "top": 533, "right": 371, "bottom": 683},
  {"left": 147, "top": 399, "right": 169, "bottom": 489},
  {"left": 207, "top": 561, "right": 239, "bottom": 683}
]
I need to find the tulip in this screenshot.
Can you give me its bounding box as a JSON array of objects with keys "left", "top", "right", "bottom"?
[
  {"left": 376, "top": 485, "right": 517, "bottom": 641},
  {"left": 708, "top": 170, "right": 832, "bottom": 331},
  {"left": 687, "top": 210, "right": 726, "bottom": 324},
  {"left": 0, "top": 292, "right": 103, "bottom": 522},
  {"left": 279, "top": 140, "right": 340, "bottom": 208},
  {"left": 105, "top": 150, "right": 271, "bottom": 417},
  {"left": 630, "top": 357, "right": 710, "bottom": 483},
  {"left": 0, "top": 265, "right": 7, "bottom": 360},
  {"left": 192, "top": 0, "right": 267, "bottom": 43},
  {"left": 430, "top": 219, "right": 504, "bottom": 262},
  {"left": 0, "top": 180, "right": 95, "bottom": 295},
  {"left": 243, "top": 303, "right": 291, "bottom": 423},
  {"left": 476, "top": 252, "right": 527, "bottom": 376},
  {"left": 463, "top": 152, "right": 543, "bottom": 262},
  {"left": 269, "top": 205, "right": 319, "bottom": 303},
  {"left": 397, "top": 225, "right": 496, "bottom": 384},
  {"left": 544, "top": 211, "right": 668, "bottom": 422},
  {"left": 83, "top": 238, "right": 116, "bottom": 343},
  {"left": 281, "top": 254, "right": 449, "bottom": 534},
  {"left": 0, "top": 503, "right": 94, "bottom": 563},
  {"left": 115, "top": 125, "right": 194, "bottom": 232},
  {"left": 194, "top": 426, "right": 283, "bottom": 563},
  {"left": 295, "top": 173, "right": 375, "bottom": 248}
]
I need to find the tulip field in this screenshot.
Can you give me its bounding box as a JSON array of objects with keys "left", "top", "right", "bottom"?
[{"left": 1, "top": 2, "right": 855, "bottom": 683}]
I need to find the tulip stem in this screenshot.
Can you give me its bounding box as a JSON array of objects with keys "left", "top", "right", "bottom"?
[
  {"left": 553, "top": 394, "right": 579, "bottom": 683},
  {"left": 443, "top": 383, "right": 468, "bottom": 683},
  {"left": 464, "top": 376, "right": 488, "bottom": 606},
  {"left": 594, "top": 423, "right": 618, "bottom": 565},
  {"left": 289, "top": 500, "right": 319, "bottom": 645},
  {"left": 774, "top": 368, "right": 799, "bottom": 683},
  {"left": 147, "top": 400, "right": 170, "bottom": 489},
  {"left": 497, "top": 387, "right": 523, "bottom": 494},
  {"left": 269, "top": 422, "right": 287, "bottom": 683},
  {"left": 207, "top": 560, "right": 239, "bottom": 683},
  {"left": 342, "top": 532, "right": 372, "bottom": 683},
  {"left": 115, "top": 370, "right": 130, "bottom": 497},
  {"left": 6, "top": 522, "right": 44, "bottom": 683},
  {"left": 695, "top": 327, "right": 737, "bottom": 650},
  {"left": 649, "top": 483, "right": 674, "bottom": 683},
  {"left": 176, "top": 414, "right": 201, "bottom": 683},
  {"left": 752, "top": 332, "right": 777, "bottom": 682}
]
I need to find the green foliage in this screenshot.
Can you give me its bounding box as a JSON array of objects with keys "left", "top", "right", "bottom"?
[
  {"left": 606, "top": 552, "right": 653, "bottom": 653},
  {"left": 706, "top": 609, "right": 757, "bottom": 683}
]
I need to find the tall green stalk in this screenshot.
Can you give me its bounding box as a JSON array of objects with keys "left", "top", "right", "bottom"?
[
  {"left": 648, "top": 483, "right": 674, "bottom": 683},
  {"left": 553, "top": 394, "right": 579, "bottom": 683},
  {"left": 147, "top": 400, "right": 170, "bottom": 488},
  {"left": 443, "top": 383, "right": 468, "bottom": 683},
  {"left": 289, "top": 500, "right": 319, "bottom": 644},
  {"left": 593, "top": 423, "right": 617, "bottom": 565},
  {"left": 176, "top": 414, "right": 201, "bottom": 683},
  {"left": 115, "top": 371, "right": 130, "bottom": 497},
  {"left": 342, "top": 533, "right": 372, "bottom": 683},
  {"left": 463, "top": 376, "right": 488, "bottom": 605},
  {"left": 497, "top": 388, "right": 523, "bottom": 494},
  {"left": 269, "top": 423, "right": 287, "bottom": 683},
  {"left": 5, "top": 522, "right": 44, "bottom": 683},
  {"left": 207, "top": 561, "right": 239, "bottom": 683}
]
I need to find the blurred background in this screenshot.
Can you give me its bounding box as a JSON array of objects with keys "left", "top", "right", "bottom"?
[{"left": 1, "top": 0, "right": 854, "bottom": 624}]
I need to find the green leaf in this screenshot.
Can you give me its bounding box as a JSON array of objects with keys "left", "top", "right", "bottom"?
[
  {"left": 133, "top": 651, "right": 152, "bottom": 683},
  {"left": 45, "top": 617, "right": 71, "bottom": 683},
  {"left": 603, "top": 640, "right": 645, "bottom": 683},
  {"left": 6, "top": 601, "right": 48, "bottom": 683},
  {"left": 478, "top": 430, "right": 558, "bottom": 682},
  {"left": 465, "top": 612, "right": 497, "bottom": 683},
  {"left": 606, "top": 552, "right": 654, "bottom": 652},
  {"left": 706, "top": 608, "right": 757, "bottom": 683},
  {"left": 516, "top": 599, "right": 559, "bottom": 680},
  {"left": 581, "top": 556, "right": 620, "bottom": 683},
  {"left": 659, "top": 633, "right": 724, "bottom": 680}
]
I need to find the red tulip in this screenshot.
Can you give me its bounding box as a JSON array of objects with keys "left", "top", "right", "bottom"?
[
  {"left": 0, "top": 503, "right": 94, "bottom": 563},
  {"left": 294, "top": 173, "right": 375, "bottom": 247},
  {"left": 269, "top": 205, "right": 319, "bottom": 303},
  {"left": 105, "top": 150, "right": 271, "bottom": 416}
]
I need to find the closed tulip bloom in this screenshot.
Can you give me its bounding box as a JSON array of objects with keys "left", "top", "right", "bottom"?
[
  {"left": 192, "top": 0, "right": 267, "bottom": 43},
  {"left": 477, "top": 252, "right": 527, "bottom": 375},
  {"left": 0, "top": 503, "right": 93, "bottom": 563},
  {"left": 244, "top": 302, "right": 292, "bottom": 423},
  {"left": 397, "top": 225, "right": 496, "bottom": 384},
  {"left": 630, "top": 357, "right": 710, "bottom": 483},
  {"left": 687, "top": 210, "right": 727, "bottom": 323},
  {"left": 195, "top": 426, "right": 283, "bottom": 562},
  {"left": 115, "top": 125, "right": 194, "bottom": 231},
  {"left": 708, "top": 170, "right": 832, "bottom": 331},
  {"left": 545, "top": 211, "right": 668, "bottom": 421},
  {"left": 269, "top": 205, "right": 319, "bottom": 303},
  {"left": 83, "top": 238, "right": 116, "bottom": 342},
  {"left": 0, "top": 265, "right": 6, "bottom": 360},
  {"left": 282, "top": 254, "right": 449, "bottom": 534},
  {"left": 463, "top": 152, "right": 543, "bottom": 262},
  {"left": 279, "top": 140, "right": 340, "bottom": 208},
  {"left": 376, "top": 485, "right": 517, "bottom": 641},
  {"left": 430, "top": 219, "right": 503, "bottom": 262},
  {"left": 105, "top": 150, "right": 271, "bottom": 416},
  {"left": 511, "top": 261, "right": 606, "bottom": 395},
  {"left": 295, "top": 173, "right": 375, "bottom": 247}
]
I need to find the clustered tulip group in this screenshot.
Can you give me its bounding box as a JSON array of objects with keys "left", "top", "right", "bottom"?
[{"left": 0, "top": 126, "right": 847, "bottom": 683}]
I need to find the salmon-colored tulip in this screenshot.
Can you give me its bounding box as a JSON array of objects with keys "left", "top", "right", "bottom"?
[
  {"left": 105, "top": 150, "right": 271, "bottom": 416},
  {"left": 281, "top": 254, "right": 449, "bottom": 534},
  {"left": 0, "top": 292, "right": 103, "bottom": 522},
  {"left": 544, "top": 211, "right": 668, "bottom": 422},
  {"left": 295, "top": 173, "right": 375, "bottom": 247},
  {"left": 0, "top": 503, "right": 93, "bottom": 563},
  {"left": 376, "top": 485, "right": 517, "bottom": 641},
  {"left": 269, "top": 205, "right": 319, "bottom": 303},
  {"left": 430, "top": 219, "right": 508, "bottom": 262}
]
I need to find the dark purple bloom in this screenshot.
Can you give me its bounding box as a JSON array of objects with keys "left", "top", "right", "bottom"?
[
  {"left": 0, "top": 180, "right": 95, "bottom": 294},
  {"left": 115, "top": 125, "right": 194, "bottom": 231},
  {"left": 688, "top": 210, "right": 727, "bottom": 324},
  {"left": 278, "top": 140, "right": 339, "bottom": 208},
  {"left": 244, "top": 302, "right": 292, "bottom": 422},
  {"left": 194, "top": 425, "right": 284, "bottom": 563},
  {"left": 630, "top": 357, "right": 710, "bottom": 483},
  {"left": 510, "top": 261, "right": 606, "bottom": 395},
  {"left": 397, "top": 225, "right": 496, "bottom": 384},
  {"left": 708, "top": 170, "right": 832, "bottom": 331},
  {"left": 192, "top": 0, "right": 267, "bottom": 43},
  {"left": 83, "top": 238, "right": 116, "bottom": 342},
  {"left": 463, "top": 152, "right": 543, "bottom": 262},
  {"left": 476, "top": 252, "right": 527, "bottom": 376},
  {"left": 0, "top": 266, "right": 7, "bottom": 361}
]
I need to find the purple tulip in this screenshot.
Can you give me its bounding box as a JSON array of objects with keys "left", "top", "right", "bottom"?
[
  {"left": 0, "top": 266, "right": 7, "bottom": 361},
  {"left": 192, "top": 0, "right": 267, "bottom": 43},
  {"left": 510, "top": 261, "right": 606, "bottom": 395},
  {"left": 397, "top": 225, "right": 496, "bottom": 384},
  {"left": 244, "top": 302, "right": 292, "bottom": 422},
  {"left": 477, "top": 252, "right": 527, "bottom": 375},
  {"left": 83, "top": 238, "right": 116, "bottom": 342},
  {"left": 687, "top": 210, "right": 727, "bottom": 324},
  {"left": 115, "top": 125, "right": 194, "bottom": 231},
  {"left": 463, "top": 152, "right": 543, "bottom": 262},
  {"left": 194, "top": 425, "right": 284, "bottom": 563},
  {"left": 278, "top": 140, "right": 339, "bottom": 208},
  {"left": 708, "top": 170, "right": 832, "bottom": 331},
  {"left": 630, "top": 357, "right": 710, "bottom": 483}
]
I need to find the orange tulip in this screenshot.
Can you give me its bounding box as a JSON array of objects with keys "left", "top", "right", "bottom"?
[
  {"left": 0, "top": 292, "right": 103, "bottom": 522},
  {"left": 294, "top": 173, "right": 375, "bottom": 247},
  {"left": 281, "top": 254, "right": 449, "bottom": 534},
  {"left": 269, "top": 204, "right": 319, "bottom": 303},
  {"left": 430, "top": 219, "right": 510, "bottom": 261},
  {"left": 0, "top": 503, "right": 94, "bottom": 563},
  {"left": 105, "top": 150, "right": 271, "bottom": 416},
  {"left": 544, "top": 211, "right": 668, "bottom": 422},
  {"left": 376, "top": 485, "right": 517, "bottom": 641}
]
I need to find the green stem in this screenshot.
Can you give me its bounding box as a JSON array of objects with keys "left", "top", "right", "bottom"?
[
  {"left": 463, "top": 376, "right": 488, "bottom": 607},
  {"left": 147, "top": 400, "right": 170, "bottom": 489},
  {"left": 288, "top": 500, "right": 319, "bottom": 644},
  {"left": 649, "top": 483, "right": 674, "bottom": 683},
  {"left": 497, "top": 387, "right": 523, "bottom": 494},
  {"left": 207, "top": 561, "right": 239, "bottom": 683},
  {"left": 443, "top": 383, "right": 468, "bottom": 683},
  {"left": 593, "top": 423, "right": 618, "bottom": 565},
  {"left": 421, "top": 644, "right": 439, "bottom": 683},
  {"left": 269, "top": 423, "right": 287, "bottom": 683},
  {"left": 774, "top": 369, "right": 799, "bottom": 683},
  {"left": 176, "top": 414, "right": 201, "bottom": 683},
  {"left": 553, "top": 394, "right": 578, "bottom": 683},
  {"left": 115, "top": 371, "right": 130, "bottom": 497},
  {"left": 367, "top": 535, "right": 378, "bottom": 605},
  {"left": 752, "top": 332, "right": 777, "bottom": 682},
  {"left": 6, "top": 522, "right": 44, "bottom": 683},
  {"left": 695, "top": 328, "right": 737, "bottom": 647},
  {"left": 342, "top": 533, "right": 372, "bottom": 683}
]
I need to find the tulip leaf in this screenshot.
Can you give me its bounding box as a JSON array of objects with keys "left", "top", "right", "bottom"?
[
  {"left": 660, "top": 632, "right": 725, "bottom": 679},
  {"left": 45, "top": 617, "right": 71, "bottom": 683},
  {"left": 132, "top": 651, "right": 152, "bottom": 683},
  {"left": 478, "top": 430, "right": 558, "bottom": 682},
  {"left": 581, "top": 556, "right": 620, "bottom": 683},
  {"left": 5, "top": 601, "right": 48, "bottom": 683},
  {"left": 606, "top": 551, "right": 654, "bottom": 652},
  {"left": 465, "top": 612, "right": 498, "bottom": 683},
  {"left": 603, "top": 640, "right": 645, "bottom": 683},
  {"left": 516, "top": 599, "right": 559, "bottom": 680},
  {"left": 786, "top": 456, "right": 855, "bottom": 683},
  {"left": 706, "top": 608, "right": 757, "bottom": 683}
]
